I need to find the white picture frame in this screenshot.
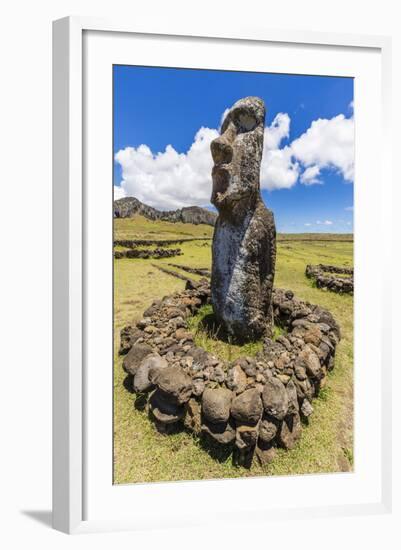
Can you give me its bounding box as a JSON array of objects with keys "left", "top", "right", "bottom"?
[{"left": 52, "top": 16, "right": 392, "bottom": 534}]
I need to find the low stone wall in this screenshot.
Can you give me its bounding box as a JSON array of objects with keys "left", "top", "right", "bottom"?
[
  {"left": 305, "top": 264, "right": 353, "bottom": 294},
  {"left": 114, "top": 237, "right": 210, "bottom": 248},
  {"left": 114, "top": 248, "right": 182, "bottom": 260},
  {"left": 120, "top": 279, "right": 341, "bottom": 466}
]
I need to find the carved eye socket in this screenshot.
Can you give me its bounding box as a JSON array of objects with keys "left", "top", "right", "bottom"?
[{"left": 235, "top": 112, "right": 257, "bottom": 132}]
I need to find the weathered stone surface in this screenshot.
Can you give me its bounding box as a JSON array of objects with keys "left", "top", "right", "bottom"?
[
  {"left": 183, "top": 398, "right": 202, "bottom": 434},
  {"left": 201, "top": 387, "right": 233, "bottom": 423},
  {"left": 149, "top": 390, "right": 185, "bottom": 424},
  {"left": 192, "top": 378, "right": 205, "bottom": 397},
  {"left": 122, "top": 343, "right": 153, "bottom": 376},
  {"left": 258, "top": 415, "right": 279, "bottom": 444},
  {"left": 300, "top": 398, "right": 314, "bottom": 418},
  {"left": 294, "top": 376, "right": 314, "bottom": 401},
  {"left": 175, "top": 328, "right": 193, "bottom": 341},
  {"left": 133, "top": 364, "right": 153, "bottom": 393},
  {"left": 231, "top": 388, "right": 263, "bottom": 425},
  {"left": 262, "top": 377, "right": 289, "bottom": 420},
  {"left": 201, "top": 418, "right": 236, "bottom": 444},
  {"left": 235, "top": 424, "right": 259, "bottom": 450},
  {"left": 210, "top": 96, "right": 276, "bottom": 342},
  {"left": 156, "top": 365, "right": 192, "bottom": 404},
  {"left": 296, "top": 346, "right": 322, "bottom": 379},
  {"left": 286, "top": 379, "right": 299, "bottom": 415},
  {"left": 303, "top": 325, "right": 323, "bottom": 347},
  {"left": 119, "top": 325, "right": 143, "bottom": 355},
  {"left": 137, "top": 353, "right": 168, "bottom": 389},
  {"left": 278, "top": 413, "right": 302, "bottom": 450}
]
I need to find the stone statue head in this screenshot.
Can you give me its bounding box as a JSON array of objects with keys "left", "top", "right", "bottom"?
[{"left": 210, "top": 96, "right": 265, "bottom": 216}]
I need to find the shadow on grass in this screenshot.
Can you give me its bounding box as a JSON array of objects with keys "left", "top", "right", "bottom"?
[
  {"left": 197, "top": 433, "right": 234, "bottom": 464},
  {"left": 134, "top": 393, "right": 148, "bottom": 411},
  {"left": 122, "top": 374, "right": 135, "bottom": 394}
]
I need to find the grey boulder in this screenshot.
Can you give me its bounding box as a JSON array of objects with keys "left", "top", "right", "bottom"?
[
  {"left": 201, "top": 387, "right": 233, "bottom": 423},
  {"left": 122, "top": 343, "right": 153, "bottom": 376},
  {"left": 231, "top": 388, "right": 263, "bottom": 425},
  {"left": 156, "top": 365, "right": 193, "bottom": 405},
  {"left": 261, "top": 377, "right": 289, "bottom": 420}
]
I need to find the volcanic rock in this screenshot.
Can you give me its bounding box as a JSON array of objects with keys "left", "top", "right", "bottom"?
[{"left": 201, "top": 387, "right": 233, "bottom": 423}]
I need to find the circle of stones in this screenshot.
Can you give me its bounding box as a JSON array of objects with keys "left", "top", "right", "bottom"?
[{"left": 120, "top": 279, "right": 341, "bottom": 466}]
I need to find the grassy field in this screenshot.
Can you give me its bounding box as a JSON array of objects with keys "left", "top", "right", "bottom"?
[
  {"left": 113, "top": 216, "right": 354, "bottom": 483},
  {"left": 114, "top": 216, "right": 214, "bottom": 241}
]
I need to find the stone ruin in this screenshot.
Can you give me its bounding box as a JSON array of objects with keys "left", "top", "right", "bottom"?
[
  {"left": 306, "top": 264, "right": 354, "bottom": 294},
  {"left": 120, "top": 278, "right": 340, "bottom": 466},
  {"left": 119, "top": 97, "right": 341, "bottom": 466},
  {"left": 114, "top": 248, "right": 182, "bottom": 260}
]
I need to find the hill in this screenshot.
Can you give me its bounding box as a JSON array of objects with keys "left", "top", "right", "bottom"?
[{"left": 114, "top": 196, "right": 217, "bottom": 226}]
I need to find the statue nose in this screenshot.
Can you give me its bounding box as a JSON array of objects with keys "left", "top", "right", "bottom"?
[{"left": 211, "top": 137, "right": 233, "bottom": 165}]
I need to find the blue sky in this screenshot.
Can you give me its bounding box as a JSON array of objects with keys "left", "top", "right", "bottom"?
[{"left": 114, "top": 65, "right": 354, "bottom": 233}]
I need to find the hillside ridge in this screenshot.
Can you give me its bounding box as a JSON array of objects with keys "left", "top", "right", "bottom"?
[{"left": 114, "top": 196, "right": 217, "bottom": 226}]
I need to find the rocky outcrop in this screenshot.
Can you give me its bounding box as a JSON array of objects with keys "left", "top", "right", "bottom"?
[
  {"left": 120, "top": 279, "right": 341, "bottom": 467},
  {"left": 114, "top": 197, "right": 217, "bottom": 226},
  {"left": 210, "top": 97, "right": 276, "bottom": 342},
  {"left": 306, "top": 264, "right": 354, "bottom": 294}
]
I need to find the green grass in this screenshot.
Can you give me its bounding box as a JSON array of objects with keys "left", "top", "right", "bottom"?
[
  {"left": 277, "top": 233, "right": 353, "bottom": 242},
  {"left": 187, "top": 304, "right": 264, "bottom": 362},
  {"left": 187, "top": 304, "right": 286, "bottom": 363},
  {"left": 113, "top": 217, "right": 354, "bottom": 483},
  {"left": 114, "top": 215, "right": 214, "bottom": 241}
]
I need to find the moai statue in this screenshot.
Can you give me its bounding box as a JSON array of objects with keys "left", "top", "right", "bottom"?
[{"left": 210, "top": 97, "right": 276, "bottom": 342}]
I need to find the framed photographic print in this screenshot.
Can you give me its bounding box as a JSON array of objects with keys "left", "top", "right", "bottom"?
[{"left": 52, "top": 17, "right": 392, "bottom": 534}]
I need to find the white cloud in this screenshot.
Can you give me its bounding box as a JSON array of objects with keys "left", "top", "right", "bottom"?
[
  {"left": 115, "top": 109, "right": 354, "bottom": 209},
  {"left": 260, "top": 112, "right": 354, "bottom": 190},
  {"left": 304, "top": 222, "right": 312, "bottom": 226},
  {"left": 316, "top": 220, "right": 333, "bottom": 226},
  {"left": 345, "top": 205, "right": 354, "bottom": 211},
  {"left": 260, "top": 113, "right": 299, "bottom": 191},
  {"left": 261, "top": 146, "right": 299, "bottom": 190},
  {"left": 264, "top": 113, "right": 290, "bottom": 150},
  {"left": 114, "top": 185, "right": 126, "bottom": 200},
  {"left": 291, "top": 114, "right": 354, "bottom": 181},
  {"left": 300, "top": 165, "right": 321, "bottom": 185},
  {"left": 115, "top": 127, "right": 218, "bottom": 210}
]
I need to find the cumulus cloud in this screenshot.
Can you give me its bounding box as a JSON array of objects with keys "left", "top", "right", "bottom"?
[
  {"left": 263, "top": 113, "right": 290, "bottom": 150},
  {"left": 291, "top": 114, "right": 354, "bottom": 182},
  {"left": 115, "top": 127, "right": 218, "bottom": 210},
  {"left": 114, "top": 185, "right": 126, "bottom": 200},
  {"left": 300, "top": 165, "right": 321, "bottom": 185},
  {"left": 115, "top": 108, "right": 354, "bottom": 209},
  {"left": 260, "top": 113, "right": 299, "bottom": 191},
  {"left": 316, "top": 220, "right": 333, "bottom": 226},
  {"left": 261, "top": 146, "right": 299, "bottom": 190}
]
